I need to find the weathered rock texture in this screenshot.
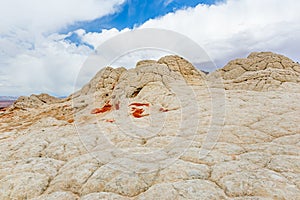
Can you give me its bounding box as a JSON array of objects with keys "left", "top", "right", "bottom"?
[
  {"left": 216, "top": 52, "right": 300, "bottom": 91},
  {"left": 0, "top": 53, "right": 299, "bottom": 199},
  {"left": 12, "top": 93, "right": 61, "bottom": 109}
]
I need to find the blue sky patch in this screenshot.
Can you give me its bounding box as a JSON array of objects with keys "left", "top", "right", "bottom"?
[
  {"left": 65, "top": 32, "right": 94, "bottom": 49},
  {"left": 61, "top": 0, "right": 221, "bottom": 34}
]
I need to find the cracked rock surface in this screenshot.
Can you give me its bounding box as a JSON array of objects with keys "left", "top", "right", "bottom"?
[
  {"left": 0, "top": 53, "right": 299, "bottom": 199},
  {"left": 216, "top": 52, "right": 300, "bottom": 91}
]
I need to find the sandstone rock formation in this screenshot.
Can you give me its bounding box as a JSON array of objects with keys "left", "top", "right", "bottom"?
[
  {"left": 12, "top": 93, "right": 61, "bottom": 110},
  {"left": 158, "top": 55, "right": 207, "bottom": 85},
  {"left": 215, "top": 52, "right": 300, "bottom": 91},
  {"left": 0, "top": 53, "right": 299, "bottom": 199}
]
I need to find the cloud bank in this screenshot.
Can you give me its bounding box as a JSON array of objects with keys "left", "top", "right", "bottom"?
[
  {"left": 0, "top": 0, "right": 125, "bottom": 33},
  {"left": 140, "top": 0, "right": 300, "bottom": 67},
  {"left": 0, "top": 0, "right": 125, "bottom": 96},
  {"left": 1, "top": 0, "right": 300, "bottom": 96}
]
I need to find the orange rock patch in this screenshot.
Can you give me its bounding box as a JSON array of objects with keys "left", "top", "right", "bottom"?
[
  {"left": 131, "top": 107, "right": 149, "bottom": 118},
  {"left": 129, "top": 103, "right": 150, "bottom": 107},
  {"left": 67, "top": 119, "right": 74, "bottom": 123},
  {"left": 91, "top": 102, "right": 112, "bottom": 114},
  {"left": 129, "top": 102, "right": 150, "bottom": 118},
  {"left": 105, "top": 119, "right": 115, "bottom": 123},
  {"left": 159, "top": 107, "right": 169, "bottom": 112}
]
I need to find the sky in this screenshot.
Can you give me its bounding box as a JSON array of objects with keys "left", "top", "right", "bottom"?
[{"left": 1, "top": 0, "right": 300, "bottom": 96}]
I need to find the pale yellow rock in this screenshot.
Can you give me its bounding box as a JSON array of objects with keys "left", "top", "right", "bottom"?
[
  {"left": 136, "top": 180, "right": 227, "bottom": 200},
  {"left": 31, "top": 191, "right": 79, "bottom": 200},
  {"left": 136, "top": 59, "right": 157, "bottom": 68},
  {"left": 158, "top": 55, "right": 207, "bottom": 85},
  {"left": 0, "top": 53, "right": 299, "bottom": 199},
  {"left": 218, "top": 169, "right": 300, "bottom": 199},
  {"left": 11, "top": 93, "right": 61, "bottom": 111},
  {"left": 217, "top": 52, "right": 300, "bottom": 91},
  {"left": 0, "top": 172, "right": 49, "bottom": 200},
  {"left": 80, "top": 192, "right": 130, "bottom": 200},
  {"left": 154, "top": 159, "right": 210, "bottom": 183}
]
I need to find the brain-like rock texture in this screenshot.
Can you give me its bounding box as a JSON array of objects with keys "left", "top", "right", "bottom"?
[
  {"left": 217, "top": 52, "right": 300, "bottom": 91},
  {"left": 0, "top": 53, "right": 299, "bottom": 199},
  {"left": 158, "top": 55, "right": 207, "bottom": 85}
]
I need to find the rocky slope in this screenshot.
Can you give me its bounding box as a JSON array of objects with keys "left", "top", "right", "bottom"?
[{"left": 0, "top": 52, "right": 299, "bottom": 199}]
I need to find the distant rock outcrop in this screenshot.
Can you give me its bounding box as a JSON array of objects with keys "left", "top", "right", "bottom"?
[
  {"left": 216, "top": 52, "right": 300, "bottom": 91},
  {"left": 12, "top": 93, "right": 61, "bottom": 110}
]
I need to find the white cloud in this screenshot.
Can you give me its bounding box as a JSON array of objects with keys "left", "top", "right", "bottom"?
[
  {"left": 77, "top": 0, "right": 300, "bottom": 69},
  {"left": 0, "top": 0, "right": 125, "bottom": 96},
  {"left": 1, "top": 0, "right": 300, "bottom": 96},
  {"left": 77, "top": 28, "right": 131, "bottom": 48},
  {"left": 163, "top": 0, "right": 174, "bottom": 7},
  {"left": 0, "top": 36, "right": 91, "bottom": 96},
  {"left": 0, "top": 0, "right": 125, "bottom": 34},
  {"left": 140, "top": 0, "right": 300, "bottom": 67}
]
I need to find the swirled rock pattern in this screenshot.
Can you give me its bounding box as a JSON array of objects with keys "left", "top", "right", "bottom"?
[{"left": 0, "top": 53, "right": 299, "bottom": 199}]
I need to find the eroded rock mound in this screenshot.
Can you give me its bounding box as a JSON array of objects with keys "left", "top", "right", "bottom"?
[
  {"left": 74, "top": 67, "right": 127, "bottom": 97},
  {"left": 12, "top": 93, "right": 61, "bottom": 110},
  {"left": 0, "top": 53, "right": 300, "bottom": 199},
  {"left": 158, "top": 55, "right": 207, "bottom": 85},
  {"left": 136, "top": 60, "right": 157, "bottom": 68},
  {"left": 218, "top": 52, "right": 300, "bottom": 91}
]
